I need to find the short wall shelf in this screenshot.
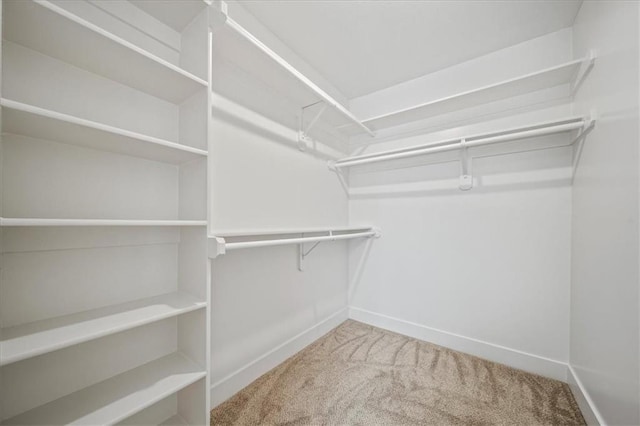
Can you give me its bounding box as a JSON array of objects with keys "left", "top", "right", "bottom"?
[
  {"left": 360, "top": 55, "right": 595, "bottom": 132},
  {"left": 4, "top": 0, "right": 207, "bottom": 104},
  {"left": 0, "top": 291, "right": 206, "bottom": 366},
  {"left": 0, "top": 218, "right": 207, "bottom": 227},
  {"left": 1, "top": 99, "right": 208, "bottom": 165},
  {"left": 209, "top": 226, "right": 381, "bottom": 259},
  {"left": 1, "top": 352, "right": 206, "bottom": 425}
]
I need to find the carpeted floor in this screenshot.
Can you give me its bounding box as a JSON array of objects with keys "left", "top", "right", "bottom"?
[{"left": 211, "top": 320, "right": 585, "bottom": 425}]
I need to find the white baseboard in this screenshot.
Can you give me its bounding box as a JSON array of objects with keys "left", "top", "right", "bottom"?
[
  {"left": 567, "top": 364, "right": 605, "bottom": 425},
  {"left": 349, "top": 306, "right": 569, "bottom": 382},
  {"left": 210, "top": 308, "right": 349, "bottom": 408}
]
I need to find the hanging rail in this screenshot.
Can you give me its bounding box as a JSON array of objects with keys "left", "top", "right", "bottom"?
[
  {"left": 213, "top": 2, "right": 375, "bottom": 138},
  {"left": 208, "top": 227, "right": 381, "bottom": 260},
  {"left": 330, "top": 117, "right": 591, "bottom": 169}
]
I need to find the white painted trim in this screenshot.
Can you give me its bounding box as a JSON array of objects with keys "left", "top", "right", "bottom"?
[
  {"left": 348, "top": 306, "right": 569, "bottom": 381},
  {"left": 210, "top": 308, "right": 349, "bottom": 407},
  {"left": 567, "top": 364, "right": 606, "bottom": 425}
]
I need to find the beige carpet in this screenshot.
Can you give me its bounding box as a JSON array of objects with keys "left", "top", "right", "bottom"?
[{"left": 211, "top": 320, "right": 584, "bottom": 425}]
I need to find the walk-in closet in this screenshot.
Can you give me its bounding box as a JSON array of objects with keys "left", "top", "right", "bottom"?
[{"left": 0, "top": 0, "right": 638, "bottom": 425}]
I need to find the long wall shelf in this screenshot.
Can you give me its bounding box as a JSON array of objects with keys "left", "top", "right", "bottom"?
[
  {"left": 4, "top": 0, "right": 207, "bottom": 104},
  {"left": 210, "top": 225, "right": 377, "bottom": 237},
  {"left": 360, "top": 55, "right": 595, "bottom": 132},
  {"left": 2, "top": 352, "right": 206, "bottom": 425},
  {"left": 1, "top": 99, "right": 208, "bottom": 165},
  {"left": 214, "top": 1, "right": 375, "bottom": 137},
  {"left": 0, "top": 218, "right": 207, "bottom": 227},
  {"left": 334, "top": 116, "right": 591, "bottom": 169},
  {"left": 0, "top": 292, "right": 206, "bottom": 366}
]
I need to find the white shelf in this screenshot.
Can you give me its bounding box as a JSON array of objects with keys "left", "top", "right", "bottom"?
[
  {"left": 1, "top": 99, "right": 208, "bottom": 165},
  {"left": 3, "top": 0, "right": 207, "bottom": 104},
  {"left": 2, "top": 353, "right": 206, "bottom": 425},
  {"left": 0, "top": 218, "right": 207, "bottom": 227},
  {"left": 362, "top": 57, "right": 591, "bottom": 131},
  {"left": 209, "top": 226, "right": 381, "bottom": 258},
  {"left": 210, "top": 225, "right": 377, "bottom": 237},
  {"left": 214, "top": 3, "right": 374, "bottom": 137},
  {"left": 0, "top": 292, "right": 206, "bottom": 366}
]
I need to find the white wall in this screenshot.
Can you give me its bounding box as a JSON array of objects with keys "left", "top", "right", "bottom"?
[
  {"left": 570, "top": 2, "right": 640, "bottom": 425},
  {"left": 209, "top": 2, "right": 351, "bottom": 406},
  {"left": 348, "top": 31, "right": 576, "bottom": 381}
]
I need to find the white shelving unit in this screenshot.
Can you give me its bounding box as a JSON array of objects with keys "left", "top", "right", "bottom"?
[{"left": 1, "top": 0, "right": 211, "bottom": 424}]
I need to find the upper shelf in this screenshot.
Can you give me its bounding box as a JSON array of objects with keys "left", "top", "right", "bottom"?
[
  {"left": 359, "top": 55, "right": 595, "bottom": 132},
  {"left": 0, "top": 218, "right": 207, "bottom": 227},
  {"left": 210, "top": 225, "right": 377, "bottom": 237},
  {"left": 212, "top": 2, "right": 375, "bottom": 137},
  {"left": 3, "top": 0, "right": 208, "bottom": 104},
  {"left": 2, "top": 99, "right": 208, "bottom": 164}
]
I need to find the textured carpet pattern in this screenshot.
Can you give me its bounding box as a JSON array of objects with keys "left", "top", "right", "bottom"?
[{"left": 211, "top": 320, "right": 584, "bottom": 425}]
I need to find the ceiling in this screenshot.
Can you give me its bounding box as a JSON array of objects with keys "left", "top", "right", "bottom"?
[{"left": 239, "top": 0, "right": 583, "bottom": 99}]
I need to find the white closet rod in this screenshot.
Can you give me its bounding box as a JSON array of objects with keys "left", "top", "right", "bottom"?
[
  {"left": 209, "top": 228, "right": 380, "bottom": 258},
  {"left": 332, "top": 118, "right": 586, "bottom": 168},
  {"left": 216, "top": 2, "right": 375, "bottom": 137}
]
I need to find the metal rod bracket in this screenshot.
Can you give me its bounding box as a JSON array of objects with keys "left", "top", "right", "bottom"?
[
  {"left": 208, "top": 236, "right": 227, "bottom": 259},
  {"left": 572, "top": 111, "right": 597, "bottom": 181},
  {"left": 298, "top": 103, "right": 328, "bottom": 151},
  {"left": 298, "top": 232, "right": 329, "bottom": 271},
  {"left": 570, "top": 50, "right": 596, "bottom": 95},
  {"left": 459, "top": 138, "right": 473, "bottom": 191}
]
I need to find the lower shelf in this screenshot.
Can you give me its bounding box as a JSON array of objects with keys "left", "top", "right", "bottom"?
[
  {"left": 2, "top": 353, "right": 206, "bottom": 425},
  {"left": 1, "top": 291, "right": 206, "bottom": 366}
]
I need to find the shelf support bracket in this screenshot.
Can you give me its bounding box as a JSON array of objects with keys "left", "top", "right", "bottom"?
[
  {"left": 459, "top": 138, "right": 473, "bottom": 191},
  {"left": 299, "top": 102, "right": 328, "bottom": 151},
  {"left": 208, "top": 237, "right": 227, "bottom": 259},
  {"left": 570, "top": 50, "right": 596, "bottom": 96},
  {"left": 572, "top": 112, "right": 597, "bottom": 182},
  {"left": 298, "top": 232, "right": 333, "bottom": 271}
]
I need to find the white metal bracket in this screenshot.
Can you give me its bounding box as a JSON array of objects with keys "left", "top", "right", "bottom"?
[
  {"left": 298, "top": 102, "right": 328, "bottom": 151},
  {"left": 572, "top": 111, "right": 597, "bottom": 181},
  {"left": 297, "top": 229, "right": 380, "bottom": 271},
  {"left": 208, "top": 236, "right": 227, "bottom": 259},
  {"left": 298, "top": 232, "right": 330, "bottom": 271},
  {"left": 459, "top": 138, "right": 473, "bottom": 191},
  {"left": 570, "top": 50, "right": 596, "bottom": 96}
]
